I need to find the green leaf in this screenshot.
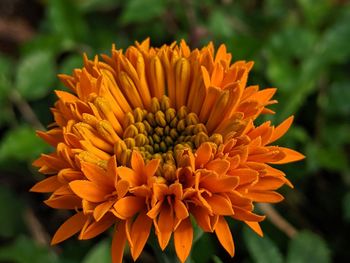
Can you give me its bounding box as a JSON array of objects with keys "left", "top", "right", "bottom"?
[
  {"left": 318, "top": 7, "right": 350, "bottom": 63},
  {"left": 83, "top": 239, "right": 111, "bottom": 263},
  {"left": 0, "top": 235, "right": 59, "bottom": 263},
  {"left": 120, "top": 0, "right": 166, "bottom": 24},
  {"left": 297, "top": 0, "right": 331, "bottom": 27},
  {"left": 243, "top": 226, "right": 284, "bottom": 263},
  {"left": 0, "top": 186, "right": 24, "bottom": 237},
  {"left": 326, "top": 81, "right": 350, "bottom": 116},
  {"left": 16, "top": 51, "right": 55, "bottom": 100},
  {"left": 48, "top": 0, "right": 88, "bottom": 43},
  {"left": 286, "top": 231, "right": 331, "bottom": 263},
  {"left": 0, "top": 125, "right": 50, "bottom": 163},
  {"left": 77, "top": 0, "right": 120, "bottom": 12},
  {"left": 208, "top": 9, "right": 233, "bottom": 39}
]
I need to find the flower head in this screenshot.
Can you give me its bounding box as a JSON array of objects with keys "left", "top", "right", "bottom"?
[{"left": 31, "top": 39, "right": 304, "bottom": 263}]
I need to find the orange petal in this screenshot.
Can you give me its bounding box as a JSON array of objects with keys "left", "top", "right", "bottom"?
[
  {"left": 130, "top": 150, "right": 145, "bottom": 174},
  {"left": 195, "top": 142, "right": 212, "bottom": 168},
  {"left": 111, "top": 221, "right": 127, "bottom": 263},
  {"left": 145, "top": 158, "right": 160, "bottom": 178},
  {"left": 51, "top": 212, "right": 87, "bottom": 245},
  {"left": 117, "top": 167, "right": 140, "bottom": 187},
  {"left": 30, "top": 176, "right": 62, "bottom": 193},
  {"left": 116, "top": 180, "right": 129, "bottom": 198},
  {"left": 215, "top": 216, "right": 235, "bottom": 257},
  {"left": 200, "top": 176, "right": 239, "bottom": 193},
  {"left": 245, "top": 221, "right": 263, "bottom": 237},
  {"left": 44, "top": 195, "right": 82, "bottom": 209},
  {"left": 206, "top": 195, "right": 234, "bottom": 216},
  {"left": 246, "top": 190, "right": 284, "bottom": 203},
  {"left": 174, "top": 199, "right": 189, "bottom": 220},
  {"left": 69, "top": 180, "right": 107, "bottom": 203},
  {"left": 270, "top": 147, "right": 305, "bottom": 164},
  {"left": 81, "top": 162, "right": 114, "bottom": 189},
  {"left": 231, "top": 206, "right": 265, "bottom": 222},
  {"left": 93, "top": 200, "right": 115, "bottom": 221},
  {"left": 269, "top": 116, "right": 294, "bottom": 143},
  {"left": 174, "top": 217, "right": 193, "bottom": 263},
  {"left": 191, "top": 206, "right": 212, "bottom": 232},
  {"left": 114, "top": 196, "right": 144, "bottom": 219},
  {"left": 157, "top": 204, "right": 173, "bottom": 250},
  {"left": 206, "top": 159, "right": 230, "bottom": 175},
  {"left": 130, "top": 211, "right": 152, "bottom": 261},
  {"left": 80, "top": 214, "right": 114, "bottom": 239},
  {"left": 251, "top": 176, "right": 286, "bottom": 191},
  {"left": 232, "top": 169, "right": 258, "bottom": 185}
]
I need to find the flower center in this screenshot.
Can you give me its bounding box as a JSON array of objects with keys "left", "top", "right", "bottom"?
[{"left": 114, "top": 96, "right": 223, "bottom": 177}]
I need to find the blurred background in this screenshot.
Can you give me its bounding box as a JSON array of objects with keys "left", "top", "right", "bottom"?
[{"left": 0, "top": 0, "right": 349, "bottom": 262}]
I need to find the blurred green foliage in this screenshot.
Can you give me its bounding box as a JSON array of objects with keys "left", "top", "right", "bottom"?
[{"left": 0, "top": 0, "right": 349, "bottom": 262}]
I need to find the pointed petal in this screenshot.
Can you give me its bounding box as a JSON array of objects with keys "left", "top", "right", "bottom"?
[
  {"left": 245, "top": 221, "right": 263, "bottom": 237},
  {"left": 80, "top": 214, "right": 115, "bottom": 239},
  {"left": 93, "top": 200, "right": 115, "bottom": 221},
  {"left": 215, "top": 216, "right": 235, "bottom": 257},
  {"left": 69, "top": 180, "right": 107, "bottom": 203},
  {"left": 30, "top": 176, "right": 62, "bottom": 193},
  {"left": 231, "top": 206, "right": 265, "bottom": 222},
  {"left": 130, "top": 211, "right": 153, "bottom": 261},
  {"left": 145, "top": 158, "right": 160, "bottom": 178},
  {"left": 44, "top": 195, "right": 82, "bottom": 209},
  {"left": 157, "top": 205, "right": 173, "bottom": 250},
  {"left": 195, "top": 143, "right": 212, "bottom": 168},
  {"left": 174, "top": 217, "right": 193, "bottom": 263},
  {"left": 111, "top": 221, "right": 126, "bottom": 263},
  {"left": 131, "top": 150, "right": 145, "bottom": 174},
  {"left": 270, "top": 148, "right": 305, "bottom": 164},
  {"left": 245, "top": 190, "right": 284, "bottom": 203},
  {"left": 174, "top": 199, "right": 189, "bottom": 220},
  {"left": 51, "top": 212, "right": 87, "bottom": 245},
  {"left": 269, "top": 116, "right": 294, "bottom": 143}
]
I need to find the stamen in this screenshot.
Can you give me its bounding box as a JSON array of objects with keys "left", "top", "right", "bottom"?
[{"left": 116, "top": 95, "right": 224, "bottom": 182}]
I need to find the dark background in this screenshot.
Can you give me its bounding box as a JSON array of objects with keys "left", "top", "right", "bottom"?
[{"left": 0, "top": 0, "right": 349, "bottom": 262}]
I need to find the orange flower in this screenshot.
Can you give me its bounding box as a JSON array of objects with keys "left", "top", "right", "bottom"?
[{"left": 31, "top": 39, "right": 304, "bottom": 263}]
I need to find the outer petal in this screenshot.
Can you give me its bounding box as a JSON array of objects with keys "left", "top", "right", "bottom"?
[
  {"left": 44, "top": 195, "right": 82, "bottom": 209},
  {"left": 157, "top": 204, "right": 173, "bottom": 250},
  {"left": 174, "top": 217, "right": 193, "bottom": 263},
  {"left": 215, "top": 216, "right": 235, "bottom": 257},
  {"left": 130, "top": 211, "right": 153, "bottom": 261},
  {"left": 111, "top": 221, "right": 127, "bottom": 263},
  {"left": 30, "top": 176, "right": 62, "bottom": 193},
  {"left": 51, "top": 212, "right": 87, "bottom": 245},
  {"left": 270, "top": 148, "right": 305, "bottom": 164},
  {"left": 245, "top": 221, "right": 263, "bottom": 237},
  {"left": 269, "top": 116, "right": 294, "bottom": 143},
  {"left": 80, "top": 214, "right": 115, "bottom": 239}
]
